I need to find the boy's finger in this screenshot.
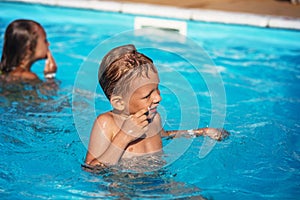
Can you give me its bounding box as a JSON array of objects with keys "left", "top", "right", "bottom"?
[
  {"left": 140, "top": 120, "right": 149, "bottom": 128},
  {"left": 142, "top": 125, "right": 149, "bottom": 132},
  {"left": 135, "top": 108, "right": 149, "bottom": 118},
  {"left": 137, "top": 114, "right": 148, "bottom": 123}
]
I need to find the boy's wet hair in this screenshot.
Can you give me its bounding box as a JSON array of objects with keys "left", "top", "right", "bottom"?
[
  {"left": 99, "top": 44, "right": 157, "bottom": 100},
  {"left": 0, "top": 19, "right": 42, "bottom": 74}
]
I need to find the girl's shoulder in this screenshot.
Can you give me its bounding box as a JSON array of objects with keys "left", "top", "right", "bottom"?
[{"left": 11, "top": 70, "right": 39, "bottom": 80}]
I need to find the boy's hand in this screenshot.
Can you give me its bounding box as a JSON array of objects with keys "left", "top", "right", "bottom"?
[
  {"left": 121, "top": 108, "right": 149, "bottom": 142},
  {"left": 203, "top": 128, "right": 229, "bottom": 141},
  {"left": 44, "top": 50, "right": 57, "bottom": 76}
]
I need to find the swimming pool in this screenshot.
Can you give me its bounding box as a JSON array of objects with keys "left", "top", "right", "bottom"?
[{"left": 1, "top": 1, "right": 300, "bottom": 199}]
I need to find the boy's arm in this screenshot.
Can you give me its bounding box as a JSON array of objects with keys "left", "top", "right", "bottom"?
[
  {"left": 162, "top": 128, "right": 229, "bottom": 141},
  {"left": 85, "top": 115, "right": 131, "bottom": 167},
  {"left": 87, "top": 130, "right": 132, "bottom": 167},
  {"left": 85, "top": 109, "right": 149, "bottom": 167}
]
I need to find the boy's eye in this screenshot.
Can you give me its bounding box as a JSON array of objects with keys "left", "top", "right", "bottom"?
[
  {"left": 141, "top": 87, "right": 159, "bottom": 99},
  {"left": 142, "top": 92, "right": 151, "bottom": 99}
]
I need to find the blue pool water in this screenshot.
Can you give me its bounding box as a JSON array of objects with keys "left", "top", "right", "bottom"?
[{"left": 1, "top": 1, "right": 300, "bottom": 199}]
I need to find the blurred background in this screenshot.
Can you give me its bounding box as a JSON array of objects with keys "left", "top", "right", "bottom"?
[{"left": 112, "top": 0, "right": 300, "bottom": 18}]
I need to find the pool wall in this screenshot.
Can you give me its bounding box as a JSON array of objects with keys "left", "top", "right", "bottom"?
[{"left": 3, "top": 0, "right": 300, "bottom": 30}]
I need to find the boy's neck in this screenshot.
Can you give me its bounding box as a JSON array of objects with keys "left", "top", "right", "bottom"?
[{"left": 111, "top": 109, "right": 129, "bottom": 119}]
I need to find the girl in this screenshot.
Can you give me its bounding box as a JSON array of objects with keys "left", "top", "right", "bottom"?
[{"left": 0, "top": 19, "right": 57, "bottom": 82}]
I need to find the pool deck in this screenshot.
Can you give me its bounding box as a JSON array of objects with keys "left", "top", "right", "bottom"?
[
  {"left": 113, "top": 0, "right": 300, "bottom": 19},
  {"left": 3, "top": 0, "right": 300, "bottom": 30}
]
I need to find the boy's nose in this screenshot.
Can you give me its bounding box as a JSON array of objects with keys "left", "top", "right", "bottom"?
[{"left": 152, "top": 89, "right": 162, "bottom": 103}]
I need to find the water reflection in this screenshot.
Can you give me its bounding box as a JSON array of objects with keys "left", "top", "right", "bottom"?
[
  {"left": 0, "top": 78, "right": 60, "bottom": 106},
  {"left": 83, "top": 153, "right": 207, "bottom": 199}
]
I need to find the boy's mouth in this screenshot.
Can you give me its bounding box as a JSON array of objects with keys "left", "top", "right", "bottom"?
[
  {"left": 146, "top": 106, "right": 158, "bottom": 123},
  {"left": 148, "top": 106, "right": 158, "bottom": 115},
  {"left": 148, "top": 106, "right": 157, "bottom": 113}
]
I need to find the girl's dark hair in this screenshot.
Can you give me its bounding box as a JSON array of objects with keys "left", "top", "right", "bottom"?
[{"left": 0, "top": 19, "right": 41, "bottom": 74}]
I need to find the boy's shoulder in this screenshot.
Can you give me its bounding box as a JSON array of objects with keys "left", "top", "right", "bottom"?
[
  {"left": 95, "top": 111, "right": 122, "bottom": 139},
  {"left": 96, "top": 111, "right": 114, "bottom": 123},
  {"left": 95, "top": 111, "right": 123, "bottom": 129}
]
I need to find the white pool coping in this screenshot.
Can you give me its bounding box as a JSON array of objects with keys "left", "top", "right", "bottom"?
[{"left": 3, "top": 0, "right": 300, "bottom": 30}]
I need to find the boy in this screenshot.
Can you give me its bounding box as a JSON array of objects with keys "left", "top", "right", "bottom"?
[{"left": 85, "top": 44, "right": 228, "bottom": 167}]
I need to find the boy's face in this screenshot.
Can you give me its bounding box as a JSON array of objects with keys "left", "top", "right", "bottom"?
[{"left": 123, "top": 70, "right": 162, "bottom": 120}]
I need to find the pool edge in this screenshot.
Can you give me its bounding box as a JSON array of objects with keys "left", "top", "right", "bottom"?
[{"left": 2, "top": 0, "right": 300, "bottom": 30}]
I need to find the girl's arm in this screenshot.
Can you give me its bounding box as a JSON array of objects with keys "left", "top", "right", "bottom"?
[{"left": 44, "top": 50, "right": 57, "bottom": 79}]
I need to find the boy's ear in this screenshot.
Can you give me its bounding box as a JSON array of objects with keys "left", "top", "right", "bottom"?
[{"left": 110, "top": 95, "right": 125, "bottom": 111}]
